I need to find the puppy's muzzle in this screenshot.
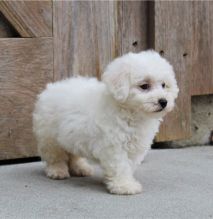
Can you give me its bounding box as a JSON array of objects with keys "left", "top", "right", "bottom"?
[{"left": 158, "top": 98, "right": 167, "bottom": 109}]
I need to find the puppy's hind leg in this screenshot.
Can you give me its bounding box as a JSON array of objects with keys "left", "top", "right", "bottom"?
[
  {"left": 38, "top": 139, "right": 70, "bottom": 180},
  {"left": 69, "top": 154, "right": 93, "bottom": 177}
]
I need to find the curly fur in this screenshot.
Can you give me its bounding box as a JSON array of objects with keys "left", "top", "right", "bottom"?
[{"left": 33, "top": 50, "right": 179, "bottom": 195}]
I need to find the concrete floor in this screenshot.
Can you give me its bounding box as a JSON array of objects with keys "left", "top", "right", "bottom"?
[{"left": 0, "top": 146, "right": 213, "bottom": 219}]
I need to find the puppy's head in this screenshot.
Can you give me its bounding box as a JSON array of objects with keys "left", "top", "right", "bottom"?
[{"left": 102, "top": 50, "right": 179, "bottom": 118}]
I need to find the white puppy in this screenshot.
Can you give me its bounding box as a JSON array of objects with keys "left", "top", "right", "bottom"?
[{"left": 33, "top": 50, "right": 179, "bottom": 195}]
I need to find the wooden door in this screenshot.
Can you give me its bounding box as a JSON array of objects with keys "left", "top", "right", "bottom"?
[
  {"left": 0, "top": 1, "right": 53, "bottom": 160},
  {"left": 1, "top": 1, "right": 213, "bottom": 160},
  {"left": 149, "top": 1, "right": 213, "bottom": 141}
]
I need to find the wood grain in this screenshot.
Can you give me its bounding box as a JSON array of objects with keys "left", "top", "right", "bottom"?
[
  {"left": 53, "top": 1, "right": 148, "bottom": 80},
  {"left": 54, "top": 1, "right": 115, "bottom": 80},
  {"left": 0, "top": 1, "right": 52, "bottom": 37},
  {"left": 0, "top": 38, "right": 53, "bottom": 160},
  {"left": 190, "top": 1, "right": 213, "bottom": 96},
  {"left": 116, "top": 1, "right": 148, "bottom": 55},
  {"left": 150, "top": 1, "right": 192, "bottom": 141}
]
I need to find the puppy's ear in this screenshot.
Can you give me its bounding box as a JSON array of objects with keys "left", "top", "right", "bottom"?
[{"left": 102, "top": 65, "right": 130, "bottom": 102}]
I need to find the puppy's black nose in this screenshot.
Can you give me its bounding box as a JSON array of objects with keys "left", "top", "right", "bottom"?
[{"left": 158, "top": 99, "right": 167, "bottom": 108}]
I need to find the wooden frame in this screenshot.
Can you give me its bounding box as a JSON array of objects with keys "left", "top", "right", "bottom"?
[{"left": 0, "top": 1, "right": 213, "bottom": 159}]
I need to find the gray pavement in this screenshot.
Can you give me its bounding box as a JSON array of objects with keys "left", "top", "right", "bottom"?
[{"left": 0, "top": 146, "right": 213, "bottom": 219}]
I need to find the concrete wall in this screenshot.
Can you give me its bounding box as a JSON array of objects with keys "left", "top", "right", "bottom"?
[{"left": 154, "top": 95, "right": 213, "bottom": 148}]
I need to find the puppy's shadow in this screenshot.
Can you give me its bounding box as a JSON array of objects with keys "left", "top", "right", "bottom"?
[
  {"left": 69, "top": 175, "right": 105, "bottom": 193},
  {"left": 31, "top": 163, "right": 106, "bottom": 194}
]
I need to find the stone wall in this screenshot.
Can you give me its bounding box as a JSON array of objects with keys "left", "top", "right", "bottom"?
[{"left": 154, "top": 95, "right": 213, "bottom": 148}]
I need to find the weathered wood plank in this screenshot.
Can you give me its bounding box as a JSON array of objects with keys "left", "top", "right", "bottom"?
[
  {"left": 53, "top": 1, "right": 148, "bottom": 80},
  {"left": 190, "top": 1, "right": 213, "bottom": 96},
  {"left": 0, "top": 1, "right": 52, "bottom": 37},
  {"left": 0, "top": 38, "right": 53, "bottom": 160},
  {"left": 150, "top": 1, "right": 192, "bottom": 141},
  {"left": 116, "top": 1, "right": 148, "bottom": 55},
  {"left": 54, "top": 1, "right": 115, "bottom": 80}
]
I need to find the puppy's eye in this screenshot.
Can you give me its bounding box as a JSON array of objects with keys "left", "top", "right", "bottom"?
[
  {"left": 140, "top": 84, "right": 150, "bottom": 90},
  {"left": 162, "top": 83, "right": 166, "bottom": 88}
]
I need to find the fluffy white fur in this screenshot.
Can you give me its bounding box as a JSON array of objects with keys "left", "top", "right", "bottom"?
[{"left": 33, "top": 50, "right": 179, "bottom": 195}]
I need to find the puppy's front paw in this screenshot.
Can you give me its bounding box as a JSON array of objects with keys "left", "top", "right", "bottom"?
[
  {"left": 46, "top": 163, "right": 70, "bottom": 180},
  {"left": 106, "top": 178, "right": 142, "bottom": 195}
]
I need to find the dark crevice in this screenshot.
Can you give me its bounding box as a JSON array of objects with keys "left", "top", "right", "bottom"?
[
  {"left": 147, "top": 1, "right": 155, "bottom": 49},
  {"left": 0, "top": 157, "right": 41, "bottom": 166},
  {"left": 0, "top": 12, "right": 20, "bottom": 37}
]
